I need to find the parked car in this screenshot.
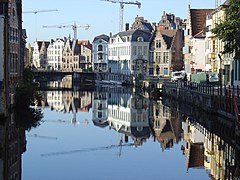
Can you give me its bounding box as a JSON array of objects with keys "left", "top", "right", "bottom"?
[{"left": 171, "top": 71, "right": 186, "bottom": 82}]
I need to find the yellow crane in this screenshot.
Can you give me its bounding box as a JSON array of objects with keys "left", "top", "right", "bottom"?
[
  {"left": 42, "top": 22, "right": 90, "bottom": 40},
  {"left": 101, "top": 0, "right": 141, "bottom": 32}
]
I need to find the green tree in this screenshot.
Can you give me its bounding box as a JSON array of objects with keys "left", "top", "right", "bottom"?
[{"left": 212, "top": 0, "right": 240, "bottom": 59}]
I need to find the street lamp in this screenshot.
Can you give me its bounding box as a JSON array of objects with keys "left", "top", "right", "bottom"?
[{"left": 218, "top": 53, "right": 223, "bottom": 97}]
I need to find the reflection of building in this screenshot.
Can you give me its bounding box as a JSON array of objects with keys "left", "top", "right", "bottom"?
[
  {"left": 46, "top": 90, "right": 92, "bottom": 114},
  {"left": 92, "top": 91, "right": 108, "bottom": 128},
  {"left": 0, "top": 114, "right": 26, "bottom": 180},
  {"left": 92, "top": 90, "right": 150, "bottom": 146},
  {"left": 47, "top": 90, "right": 64, "bottom": 112},
  {"left": 151, "top": 100, "right": 181, "bottom": 151},
  {"left": 182, "top": 118, "right": 205, "bottom": 171},
  {"left": 181, "top": 116, "right": 240, "bottom": 179}
]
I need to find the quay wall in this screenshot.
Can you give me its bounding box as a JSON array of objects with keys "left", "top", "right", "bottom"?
[{"left": 162, "top": 82, "right": 214, "bottom": 112}]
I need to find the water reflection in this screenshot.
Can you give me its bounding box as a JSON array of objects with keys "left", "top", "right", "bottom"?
[
  {"left": 1, "top": 85, "right": 240, "bottom": 179},
  {"left": 0, "top": 113, "right": 26, "bottom": 180}
]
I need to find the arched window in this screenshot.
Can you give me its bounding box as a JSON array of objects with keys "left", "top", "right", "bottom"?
[
  {"left": 98, "top": 45, "right": 103, "bottom": 51},
  {"left": 137, "top": 37, "right": 144, "bottom": 42}
]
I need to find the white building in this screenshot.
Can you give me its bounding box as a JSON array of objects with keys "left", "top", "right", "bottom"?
[
  {"left": 32, "top": 41, "right": 49, "bottom": 69},
  {"left": 92, "top": 34, "right": 109, "bottom": 72},
  {"left": 32, "top": 41, "right": 41, "bottom": 68},
  {"left": 108, "top": 29, "right": 151, "bottom": 76},
  {"left": 47, "top": 38, "right": 65, "bottom": 70},
  {"left": 92, "top": 91, "right": 108, "bottom": 128}
]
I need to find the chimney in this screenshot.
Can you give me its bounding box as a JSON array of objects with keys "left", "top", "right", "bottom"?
[
  {"left": 109, "top": 32, "right": 112, "bottom": 38},
  {"left": 125, "top": 23, "right": 129, "bottom": 31}
]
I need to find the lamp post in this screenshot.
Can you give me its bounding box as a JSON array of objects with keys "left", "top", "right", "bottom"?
[{"left": 218, "top": 53, "right": 223, "bottom": 97}]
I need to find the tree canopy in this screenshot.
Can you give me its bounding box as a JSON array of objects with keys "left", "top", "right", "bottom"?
[{"left": 212, "top": 0, "right": 240, "bottom": 59}]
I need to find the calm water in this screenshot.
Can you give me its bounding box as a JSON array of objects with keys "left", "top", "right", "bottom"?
[{"left": 1, "top": 86, "right": 239, "bottom": 180}]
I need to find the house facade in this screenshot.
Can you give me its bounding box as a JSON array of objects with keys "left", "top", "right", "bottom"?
[
  {"left": 92, "top": 34, "right": 109, "bottom": 72},
  {"left": 47, "top": 38, "right": 65, "bottom": 70},
  {"left": 108, "top": 29, "right": 151, "bottom": 76},
  {"left": 151, "top": 29, "right": 183, "bottom": 77},
  {"left": 183, "top": 5, "right": 213, "bottom": 78},
  {"left": 0, "top": 0, "right": 23, "bottom": 116},
  {"left": 62, "top": 38, "right": 81, "bottom": 72},
  {"left": 32, "top": 41, "right": 49, "bottom": 69},
  {"left": 78, "top": 40, "right": 92, "bottom": 71}
]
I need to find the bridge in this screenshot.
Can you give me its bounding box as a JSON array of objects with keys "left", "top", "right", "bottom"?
[{"left": 33, "top": 70, "right": 133, "bottom": 85}]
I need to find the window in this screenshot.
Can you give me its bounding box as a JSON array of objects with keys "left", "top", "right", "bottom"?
[
  {"left": 164, "top": 67, "right": 168, "bottom": 75},
  {"left": 137, "top": 37, "right": 143, "bottom": 42},
  {"left": 132, "top": 46, "right": 137, "bottom": 55},
  {"left": 156, "top": 40, "right": 161, "bottom": 48},
  {"left": 156, "top": 52, "right": 161, "bottom": 63},
  {"left": 138, "top": 46, "right": 142, "bottom": 56},
  {"left": 98, "top": 45, "right": 103, "bottom": 51},
  {"left": 163, "top": 52, "right": 169, "bottom": 63},
  {"left": 98, "top": 53, "right": 103, "bottom": 60},
  {"left": 143, "top": 46, "right": 148, "bottom": 55}
]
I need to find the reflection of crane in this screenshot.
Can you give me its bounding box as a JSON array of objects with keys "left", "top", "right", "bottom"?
[
  {"left": 41, "top": 143, "right": 134, "bottom": 157},
  {"left": 42, "top": 22, "right": 90, "bottom": 39},
  {"left": 43, "top": 119, "right": 89, "bottom": 126},
  {"left": 23, "top": 9, "right": 58, "bottom": 39},
  {"left": 28, "top": 134, "right": 58, "bottom": 140},
  {"left": 101, "top": 0, "right": 141, "bottom": 31}
]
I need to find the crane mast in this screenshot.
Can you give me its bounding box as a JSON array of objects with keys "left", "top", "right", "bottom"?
[{"left": 101, "top": 0, "right": 141, "bottom": 32}]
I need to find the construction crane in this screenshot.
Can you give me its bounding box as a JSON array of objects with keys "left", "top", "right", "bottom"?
[
  {"left": 23, "top": 9, "right": 58, "bottom": 39},
  {"left": 42, "top": 21, "right": 90, "bottom": 40},
  {"left": 23, "top": 9, "right": 58, "bottom": 14},
  {"left": 101, "top": 0, "right": 141, "bottom": 32},
  {"left": 28, "top": 133, "right": 58, "bottom": 140}
]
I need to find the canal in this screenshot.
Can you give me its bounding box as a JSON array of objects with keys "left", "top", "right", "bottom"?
[{"left": 1, "top": 85, "right": 239, "bottom": 180}]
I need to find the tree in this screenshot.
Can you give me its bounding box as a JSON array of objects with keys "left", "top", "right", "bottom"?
[{"left": 212, "top": 0, "right": 240, "bottom": 59}]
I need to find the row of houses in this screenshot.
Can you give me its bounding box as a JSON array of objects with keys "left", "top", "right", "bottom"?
[
  {"left": 31, "top": 37, "right": 92, "bottom": 71},
  {"left": 184, "top": 0, "right": 238, "bottom": 85},
  {"left": 31, "top": 13, "right": 184, "bottom": 79},
  {"left": 93, "top": 13, "right": 184, "bottom": 78},
  {"left": 94, "top": 0, "right": 238, "bottom": 85}
]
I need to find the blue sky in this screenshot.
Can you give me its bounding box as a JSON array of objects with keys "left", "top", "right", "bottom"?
[{"left": 22, "top": 0, "right": 215, "bottom": 45}]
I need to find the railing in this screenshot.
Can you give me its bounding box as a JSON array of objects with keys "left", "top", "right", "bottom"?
[
  {"left": 163, "top": 81, "right": 240, "bottom": 125},
  {"left": 231, "top": 89, "right": 240, "bottom": 128}
]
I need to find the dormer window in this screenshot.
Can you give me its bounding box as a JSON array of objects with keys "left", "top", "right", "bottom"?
[{"left": 137, "top": 37, "right": 144, "bottom": 42}]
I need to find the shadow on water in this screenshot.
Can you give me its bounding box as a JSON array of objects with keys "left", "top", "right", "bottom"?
[
  {"left": 14, "top": 83, "right": 44, "bottom": 131},
  {"left": 0, "top": 80, "right": 43, "bottom": 180}
]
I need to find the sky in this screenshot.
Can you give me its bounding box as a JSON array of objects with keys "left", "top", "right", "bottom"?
[{"left": 22, "top": 0, "right": 215, "bottom": 45}]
